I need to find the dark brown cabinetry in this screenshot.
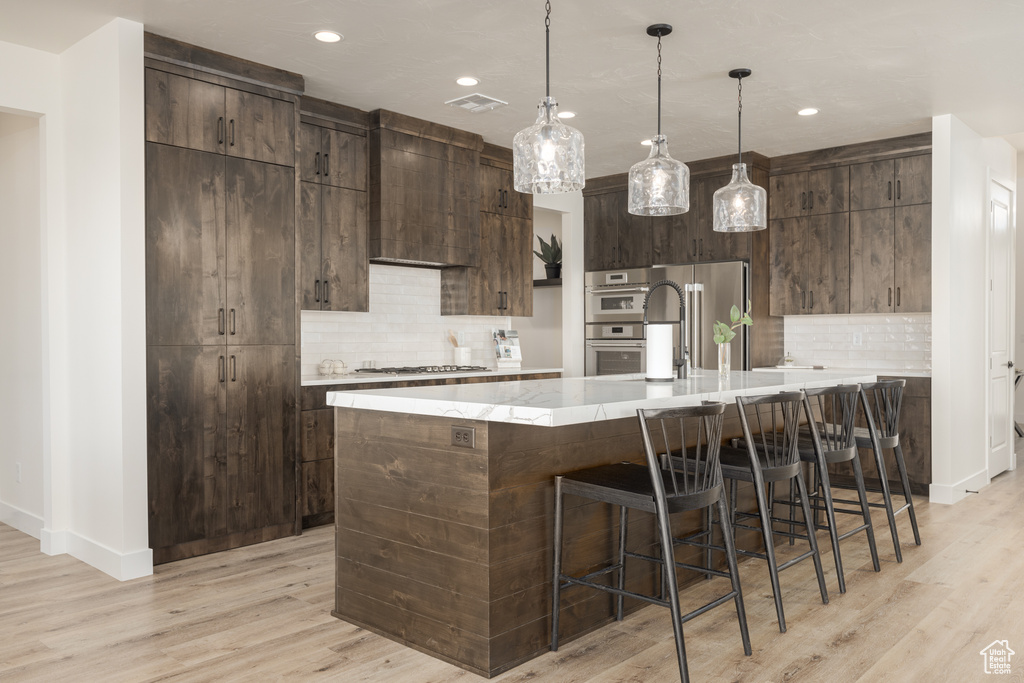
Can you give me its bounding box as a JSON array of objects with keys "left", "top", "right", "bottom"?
[
  {"left": 769, "top": 167, "right": 849, "bottom": 220},
  {"left": 442, "top": 147, "right": 533, "bottom": 316},
  {"left": 298, "top": 183, "right": 368, "bottom": 311},
  {"left": 369, "top": 110, "right": 483, "bottom": 267},
  {"left": 298, "top": 122, "right": 367, "bottom": 189},
  {"left": 651, "top": 174, "right": 752, "bottom": 265},
  {"left": 146, "top": 68, "right": 295, "bottom": 167},
  {"left": 770, "top": 213, "right": 850, "bottom": 315},
  {"left": 583, "top": 190, "right": 651, "bottom": 271},
  {"left": 849, "top": 154, "right": 932, "bottom": 313},
  {"left": 144, "top": 35, "right": 301, "bottom": 564}
]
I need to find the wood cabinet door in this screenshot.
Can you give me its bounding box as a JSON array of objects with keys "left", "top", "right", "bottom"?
[
  {"left": 503, "top": 216, "right": 534, "bottom": 317},
  {"left": 145, "top": 69, "right": 224, "bottom": 154},
  {"left": 584, "top": 193, "right": 621, "bottom": 271},
  {"left": 650, "top": 209, "right": 695, "bottom": 265},
  {"left": 225, "top": 158, "right": 296, "bottom": 345},
  {"left": 849, "top": 160, "right": 895, "bottom": 211},
  {"left": 445, "top": 145, "right": 482, "bottom": 266},
  {"left": 225, "top": 345, "right": 296, "bottom": 534},
  {"left": 769, "top": 217, "right": 808, "bottom": 315},
  {"left": 805, "top": 212, "right": 850, "bottom": 314},
  {"left": 769, "top": 172, "right": 807, "bottom": 220},
  {"left": 807, "top": 166, "right": 849, "bottom": 216},
  {"left": 479, "top": 163, "right": 506, "bottom": 215},
  {"left": 321, "top": 186, "right": 369, "bottom": 312},
  {"left": 224, "top": 88, "right": 295, "bottom": 167},
  {"left": 297, "top": 181, "right": 323, "bottom": 310},
  {"left": 147, "top": 345, "right": 227, "bottom": 553},
  {"left": 298, "top": 123, "right": 322, "bottom": 184},
  {"left": 895, "top": 203, "right": 932, "bottom": 312},
  {"left": 469, "top": 212, "right": 504, "bottom": 314},
  {"left": 895, "top": 154, "right": 931, "bottom": 206},
  {"left": 301, "top": 408, "right": 335, "bottom": 462},
  {"left": 322, "top": 128, "right": 367, "bottom": 191},
  {"left": 850, "top": 208, "right": 896, "bottom": 313},
  {"left": 616, "top": 193, "right": 652, "bottom": 269},
  {"left": 146, "top": 144, "right": 226, "bottom": 346}
]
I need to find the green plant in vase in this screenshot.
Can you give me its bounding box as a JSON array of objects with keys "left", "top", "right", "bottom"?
[
  {"left": 533, "top": 234, "right": 562, "bottom": 280},
  {"left": 712, "top": 300, "right": 753, "bottom": 377}
]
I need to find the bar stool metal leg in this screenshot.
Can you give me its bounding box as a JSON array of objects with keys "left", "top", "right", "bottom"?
[
  {"left": 653, "top": 490, "right": 690, "bottom": 682},
  {"left": 893, "top": 444, "right": 922, "bottom": 545},
  {"left": 717, "top": 495, "right": 752, "bottom": 655},
  {"left": 551, "top": 475, "right": 564, "bottom": 651},
  {"left": 851, "top": 454, "right": 881, "bottom": 572}
]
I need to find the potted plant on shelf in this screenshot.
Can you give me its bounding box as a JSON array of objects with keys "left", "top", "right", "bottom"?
[
  {"left": 534, "top": 233, "right": 562, "bottom": 280},
  {"left": 712, "top": 301, "right": 753, "bottom": 378}
]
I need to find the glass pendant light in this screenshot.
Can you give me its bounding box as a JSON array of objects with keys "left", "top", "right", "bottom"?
[
  {"left": 513, "top": 1, "right": 584, "bottom": 194},
  {"left": 713, "top": 68, "right": 767, "bottom": 232},
  {"left": 628, "top": 24, "right": 689, "bottom": 216}
]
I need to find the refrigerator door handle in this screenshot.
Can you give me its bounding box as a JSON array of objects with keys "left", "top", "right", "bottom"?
[
  {"left": 693, "top": 283, "right": 704, "bottom": 370},
  {"left": 684, "top": 284, "right": 695, "bottom": 369}
]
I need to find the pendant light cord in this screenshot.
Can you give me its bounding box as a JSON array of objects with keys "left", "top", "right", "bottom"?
[
  {"left": 545, "top": 1, "right": 551, "bottom": 99},
  {"left": 737, "top": 74, "right": 743, "bottom": 166},
  {"left": 656, "top": 31, "right": 663, "bottom": 136}
]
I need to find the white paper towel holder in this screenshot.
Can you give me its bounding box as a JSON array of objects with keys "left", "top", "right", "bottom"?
[{"left": 642, "top": 279, "right": 687, "bottom": 382}]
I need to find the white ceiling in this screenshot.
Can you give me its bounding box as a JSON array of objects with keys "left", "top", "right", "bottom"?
[{"left": 3, "top": 0, "right": 1024, "bottom": 176}]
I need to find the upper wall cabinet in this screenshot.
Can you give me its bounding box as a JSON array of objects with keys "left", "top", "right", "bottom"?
[
  {"left": 849, "top": 154, "right": 931, "bottom": 210},
  {"left": 769, "top": 167, "right": 849, "bottom": 220},
  {"left": 146, "top": 69, "right": 295, "bottom": 167},
  {"left": 583, "top": 190, "right": 651, "bottom": 271},
  {"left": 479, "top": 163, "right": 532, "bottom": 219},
  {"left": 369, "top": 110, "right": 483, "bottom": 267},
  {"left": 298, "top": 122, "right": 367, "bottom": 190}
]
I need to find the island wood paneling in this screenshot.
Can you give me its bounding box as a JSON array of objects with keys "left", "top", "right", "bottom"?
[{"left": 333, "top": 404, "right": 765, "bottom": 677}]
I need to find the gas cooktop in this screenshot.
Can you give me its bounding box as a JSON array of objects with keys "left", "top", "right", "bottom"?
[{"left": 354, "top": 365, "right": 491, "bottom": 375}]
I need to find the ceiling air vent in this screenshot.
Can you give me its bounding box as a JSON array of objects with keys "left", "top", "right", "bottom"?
[{"left": 445, "top": 93, "right": 508, "bottom": 113}]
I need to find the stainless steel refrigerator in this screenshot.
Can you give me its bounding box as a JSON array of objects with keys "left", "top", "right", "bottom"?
[{"left": 645, "top": 261, "right": 749, "bottom": 372}]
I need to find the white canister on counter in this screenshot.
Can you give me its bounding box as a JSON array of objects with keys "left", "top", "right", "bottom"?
[
  {"left": 646, "top": 323, "right": 675, "bottom": 382},
  {"left": 453, "top": 347, "right": 472, "bottom": 366}
]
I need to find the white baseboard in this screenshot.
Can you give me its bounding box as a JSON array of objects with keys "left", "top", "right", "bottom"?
[
  {"left": 40, "top": 527, "right": 67, "bottom": 555},
  {"left": 929, "top": 468, "right": 990, "bottom": 505},
  {"left": 0, "top": 500, "right": 44, "bottom": 539},
  {"left": 65, "top": 532, "right": 153, "bottom": 581}
]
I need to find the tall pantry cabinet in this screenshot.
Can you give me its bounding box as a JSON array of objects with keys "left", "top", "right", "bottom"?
[{"left": 144, "top": 34, "right": 302, "bottom": 564}]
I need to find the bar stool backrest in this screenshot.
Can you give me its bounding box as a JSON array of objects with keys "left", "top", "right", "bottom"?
[
  {"left": 735, "top": 391, "right": 804, "bottom": 469},
  {"left": 803, "top": 384, "right": 860, "bottom": 453},
  {"left": 637, "top": 402, "right": 726, "bottom": 499},
  {"left": 860, "top": 380, "right": 905, "bottom": 440}
]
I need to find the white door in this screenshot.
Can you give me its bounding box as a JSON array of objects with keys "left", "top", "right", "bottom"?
[{"left": 988, "top": 181, "right": 1014, "bottom": 477}]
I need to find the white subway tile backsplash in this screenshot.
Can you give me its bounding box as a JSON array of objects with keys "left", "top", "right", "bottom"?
[
  {"left": 783, "top": 313, "right": 931, "bottom": 372},
  {"left": 300, "top": 264, "right": 512, "bottom": 376}
]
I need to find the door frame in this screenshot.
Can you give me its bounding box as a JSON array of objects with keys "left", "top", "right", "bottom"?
[{"left": 986, "top": 174, "right": 1017, "bottom": 475}]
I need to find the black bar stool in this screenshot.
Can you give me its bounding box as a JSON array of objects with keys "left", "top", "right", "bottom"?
[
  {"left": 552, "top": 402, "right": 750, "bottom": 683},
  {"left": 775, "top": 384, "right": 881, "bottom": 593},
  {"left": 717, "top": 391, "right": 829, "bottom": 633},
  {"left": 828, "top": 379, "right": 921, "bottom": 562}
]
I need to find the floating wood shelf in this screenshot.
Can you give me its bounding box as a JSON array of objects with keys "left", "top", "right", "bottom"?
[{"left": 533, "top": 278, "right": 562, "bottom": 287}]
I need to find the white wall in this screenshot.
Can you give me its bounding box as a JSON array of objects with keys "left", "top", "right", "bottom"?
[
  {"left": 534, "top": 192, "right": 584, "bottom": 377},
  {"left": 0, "top": 19, "right": 149, "bottom": 580},
  {"left": 0, "top": 113, "right": 45, "bottom": 535},
  {"left": 513, "top": 208, "right": 563, "bottom": 369},
  {"left": 930, "top": 115, "right": 1018, "bottom": 504}
]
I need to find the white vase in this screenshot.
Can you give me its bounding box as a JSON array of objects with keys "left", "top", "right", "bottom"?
[{"left": 718, "top": 343, "right": 731, "bottom": 378}]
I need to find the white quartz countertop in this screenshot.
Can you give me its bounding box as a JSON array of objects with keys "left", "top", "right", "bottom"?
[
  {"left": 326, "top": 369, "right": 878, "bottom": 427},
  {"left": 302, "top": 366, "right": 562, "bottom": 386},
  {"left": 753, "top": 366, "right": 931, "bottom": 378}
]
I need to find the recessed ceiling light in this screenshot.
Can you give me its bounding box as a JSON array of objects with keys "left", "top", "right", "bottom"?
[
  {"left": 641, "top": 139, "right": 652, "bottom": 146},
  {"left": 798, "top": 108, "right": 819, "bottom": 116},
  {"left": 456, "top": 76, "right": 479, "bottom": 86},
  {"left": 314, "top": 30, "right": 343, "bottom": 43},
  {"left": 557, "top": 111, "right": 576, "bottom": 119}
]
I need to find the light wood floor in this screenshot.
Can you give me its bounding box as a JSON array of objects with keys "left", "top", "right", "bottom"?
[{"left": 2, "top": 467, "right": 1023, "bottom": 682}]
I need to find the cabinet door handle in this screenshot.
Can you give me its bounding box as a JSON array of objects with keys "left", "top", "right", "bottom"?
[
  {"left": 315, "top": 280, "right": 321, "bottom": 303},
  {"left": 229, "top": 355, "right": 236, "bottom": 382},
  {"left": 314, "top": 152, "right": 320, "bottom": 176},
  {"left": 801, "top": 192, "right": 806, "bottom": 210},
  {"left": 324, "top": 153, "right": 329, "bottom": 178},
  {"left": 217, "top": 117, "right": 224, "bottom": 145},
  {"left": 219, "top": 355, "right": 225, "bottom": 383},
  {"left": 229, "top": 119, "right": 235, "bottom": 147},
  {"left": 230, "top": 308, "right": 236, "bottom": 335},
  {"left": 802, "top": 291, "right": 806, "bottom": 310},
  {"left": 808, "top": 192, "right": 814, "bottom": 210},
  {"left": 896, "top": 179, "right": 901, "bottom": 200},
  {"left": 887, "top": 181, "right": 892, "bottom": 201},
  {"left": 692, "top": 239, "right": 697, "bottom": 256},
  {"left": 498, "top": 188, "right": 503, "bottom": 208},
  {"left": 324, "top": 281, "right": 330, "bottom": 305},
  {"left": 896, "top": 286, "right": 901, "bottom": 307},
  {"left": 809, "top": 290, "right": 814, "bottom": 309},
  {"left": 218, "top": 308, "right": 225, "bottom": 335},
  {"left": 888, "top": 287, "right": 893, "bottom": 306},
  {"left": 699, "top": 238, "right": 703, "bottom": 257},
  {"left": 505, "top": 190, "right": 510, "bottom": 208}
]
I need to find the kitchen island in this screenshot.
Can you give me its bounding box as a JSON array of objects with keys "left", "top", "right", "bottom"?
[{"left": 328, "top": 370, "right": 876, "bottom": 677}]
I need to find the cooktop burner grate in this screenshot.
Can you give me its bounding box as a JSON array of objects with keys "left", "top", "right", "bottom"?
[{"left": 354, "top": 365, "right": 491, "bottom": 375}]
